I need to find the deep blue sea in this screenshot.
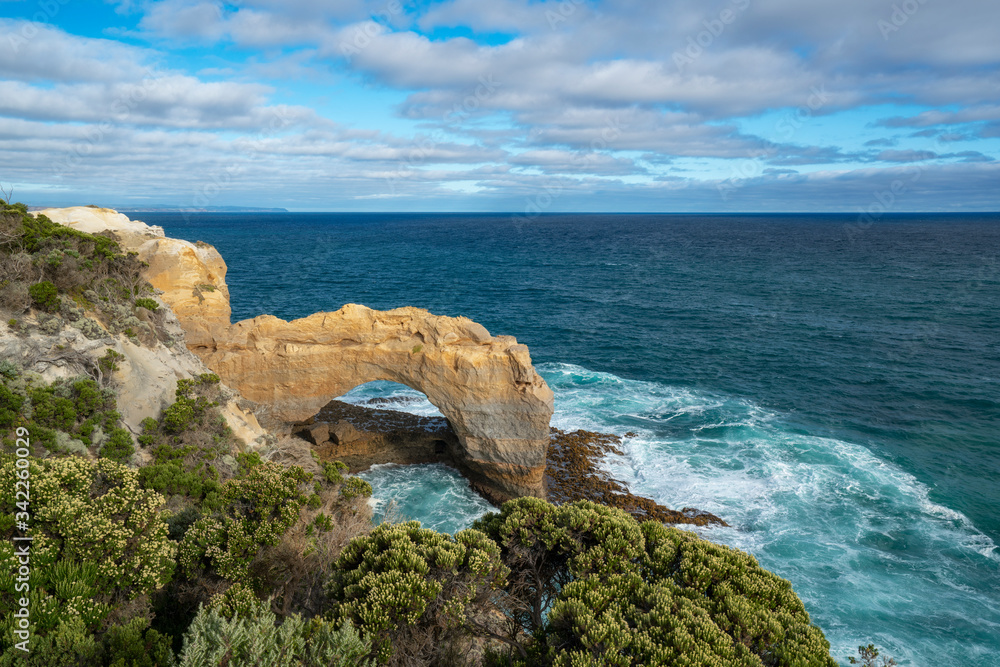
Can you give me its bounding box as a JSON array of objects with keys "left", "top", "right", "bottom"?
[{"left": 141, "top": 212, "right": 1000, "bottom": 666}]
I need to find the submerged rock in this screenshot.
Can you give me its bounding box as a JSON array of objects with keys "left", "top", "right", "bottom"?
[{"left": 546, "top": 428, "right": 727, "bottom": 527}]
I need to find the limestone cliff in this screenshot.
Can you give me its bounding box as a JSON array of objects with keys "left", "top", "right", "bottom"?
[
  {"left": 0, "top": 293, "right": 265, "bottom": 455},
  {"left": 34, "top": 207, "right": 555, "bottom": 502}
]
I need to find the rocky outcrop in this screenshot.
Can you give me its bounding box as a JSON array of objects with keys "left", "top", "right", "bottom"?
[
  {"left": 36, "top": 206, "right": 232, "bottom": 350},
  {"left": 546, "top": 428, "right": 727, "bottom": 527},
  {"left": 135, "top": 238, "right": 231, "bottom": 350},
  {"left": 36, "top": 206, "right": 166, "bottom": 248},
  {"left": 0, "top": 302, "right": 265, "bottom": 452},
  {"left": 34, "top": 207, "right": 555, "bottom": 503},
  {"left": 202, "top": 306, "right": 553, "bottom": 502},
  {"left": 300, "top": 399, "right": 460, "bottom": 472}
]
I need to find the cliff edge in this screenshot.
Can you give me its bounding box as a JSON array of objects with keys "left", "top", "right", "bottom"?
[{"left": 35, "top": 207, "right": 554, "bottom": 503}]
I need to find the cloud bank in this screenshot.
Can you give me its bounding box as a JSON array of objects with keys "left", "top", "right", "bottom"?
[{"left": 0, "top": 0, "right": 997, "bottom": 211}]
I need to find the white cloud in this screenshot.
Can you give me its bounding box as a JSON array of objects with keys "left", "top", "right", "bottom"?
[
  {"left": 0, "top": 19, "right": 156, "bottom": 83},
  {"left": 138, "top": 0, "right": 228, "bottom": 41},
  {"left": 1, "top": 0, "right": 998, "bottom": 209}
]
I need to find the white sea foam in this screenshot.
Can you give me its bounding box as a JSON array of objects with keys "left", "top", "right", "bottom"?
[
  {"left": 537, "top": 362, "right": 1000, "bottom": 665},
  {"left": 348, "top": 364, "right": 1000, "bottom": 665},
  {"left": 338, "top": 381, "right": 444, "bottom": 417}
]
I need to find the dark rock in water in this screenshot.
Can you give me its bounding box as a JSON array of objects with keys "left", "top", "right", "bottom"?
[
  {"left": 545, "top": 428, "right": 727, "bottom": 527},
  {"left": 301, "top": 401, "right": 725, "bottom": 525},
  {"left": 363, "top": 396, "right": 420, "bottom": 406},
  {"left": 329, "top": 420, "right": 362, "bottom": 445},
  {"left": 310, "top": 400, "right": 460, "bottom": 473}
]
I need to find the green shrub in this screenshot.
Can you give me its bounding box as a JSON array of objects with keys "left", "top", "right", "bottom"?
[
  {"left": 0, "top": 616, "right": 101, "bottom": 666},
  {"left": 0, "top": 360, "right": 18, "bottom": 380},
  {"left": 98, "top": 349, "right": 124, "bottom": 377},
  {"left": 134, "top": 297, "right": 159, "bottom": 312},
  {"left": 177, "top": 461, "right": 311, "bottom": 581},
  {"left": 162, "top": 400, "right": 195, "bottom": 434},
  {"left": 322, "top": 460, "right": 348, "bottom": 484},
  {"left": 177, "top": 598, "right": 371, "bottom": 667},
  {"left": 327, "top": 521, "right": 508, "bottom": 664},
  {"left": 72, "top": 378, "right": 109, "bottom": 415},
  {"left": 28, "top": 280, "right": 59, "bottom": 312},
  {"left": 159, "top": 374, "right": 221, "bottom": 435},
  {"left": 2, "top": 377, "right": 118, "bottom": 453},
  {"left": 101, "top": 617, "right": 175, "bottom": 667},
  {"left": 101, "top": 426, "right": 135, "bottom": 464},
  {"left": 0, "top": 610, "right": 174, "bottom": 666},
  {"left": 138, "top": 417, "right": 159, "bottom": 447},
  {"left": 0, "top": 456, "right": 176, "bottom": 651},
  {"left": 30, "top": 386, "right": 77, "bottom": 431},
  {"left": 139, "top": 459, "right": 221, "bottom": 502},
  {"left": 0, "top": 385, "right": 23, "bottom": 430},
  {"left": 849, "top": 644, "right": 898, "bottom": 666},
  {"left": 473, "top": 498, "right": 837, "bottom": 666},
  {"left": 339, "top": 476, "right": 372, "bottom": 500}
]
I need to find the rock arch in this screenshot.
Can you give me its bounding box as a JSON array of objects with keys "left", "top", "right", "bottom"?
[
  {"left": 200, "top": 305, "right": 554, "bottom": 503},
  {"left": 36, "top": 208, "right": 554, "bottom": 503}
]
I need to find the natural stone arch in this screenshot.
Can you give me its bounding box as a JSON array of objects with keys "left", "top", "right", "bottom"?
[
  {"left": 34, "top": 208, "right": 555, "bottom": 503},
  {"left": 200, "top": 304, "right": 554, "bottom": 502}
]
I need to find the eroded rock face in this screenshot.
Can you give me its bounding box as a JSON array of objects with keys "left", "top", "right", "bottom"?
[
  {"left": 36, "top": 207, "right": 554, "bottom": 502},
  {"left": 36, "top": 206, "right": 232, "bottom": 349},
  {"left": 136, "top": 238, "right": 231, "bottom": 349},
  {"left": 203, "top": 305, "right": 554, "bottom": 502}
]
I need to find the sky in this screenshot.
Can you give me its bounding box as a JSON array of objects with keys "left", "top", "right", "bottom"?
[{"left": 0, "top": 0, "right": 998, "bottom": 212}]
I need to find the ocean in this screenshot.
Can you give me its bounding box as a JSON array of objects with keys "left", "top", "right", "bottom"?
[{"left": 141, "top": 212, "right": 1000, "bottom": 666}]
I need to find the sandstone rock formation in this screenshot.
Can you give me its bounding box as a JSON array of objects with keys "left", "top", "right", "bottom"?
[
  {"left": 37, "top": 206, "right": 232, "bottom": 350},
  {"left": 135, "top": 238, "right": 231, "bottom": 350},
  {"left": 202, "top": 305, "right": 553, "bottom": 502},
  {"left": 37, "top": 206, "right": 166, "bottom": 248},
  {"left": 34, "top": 207, "right": 555, "bottom": 503}
]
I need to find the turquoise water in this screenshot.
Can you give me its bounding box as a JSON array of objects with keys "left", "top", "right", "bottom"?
[{"left": 143, "top": 212, "right": 1000, "bottom": 665}]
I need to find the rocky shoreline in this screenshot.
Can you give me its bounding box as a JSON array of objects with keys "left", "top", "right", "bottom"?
[
  {"left": 13, "top": 206, "right": 724, "bottom": 527},
  {"left": 546, "top": 428, "right": 727, "bottom": 527},
  {"left": 295, "top": 399, "right": 726, "bottom": 526}
]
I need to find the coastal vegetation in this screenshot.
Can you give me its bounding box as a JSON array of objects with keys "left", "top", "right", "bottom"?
[
  {"left": 0, "top": 201, "right": 163, "bottom": 345},
  {"left": 0, "top": 201, "right": 840, "bottom": 665}
]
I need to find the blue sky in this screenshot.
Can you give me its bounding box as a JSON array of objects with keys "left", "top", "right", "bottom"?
[{"left": 1, "top": 0, "right": 998, "bottom": 212}]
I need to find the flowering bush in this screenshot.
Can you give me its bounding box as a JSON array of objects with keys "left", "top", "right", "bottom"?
[
  {"left": 327, "top": 521, "right": 508, "bottom": 665},
  {"left": 475, "top": 498, "right": 837, "bottom": 666},
  {"left": 178, "top": 459, "right": 311, "bottom": 581},
  {"left": 178, "top": 597, "right": 371, "bottom": 667},
  {"left": 0, "top": 456, "right": 175, "bottom": 655}
]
